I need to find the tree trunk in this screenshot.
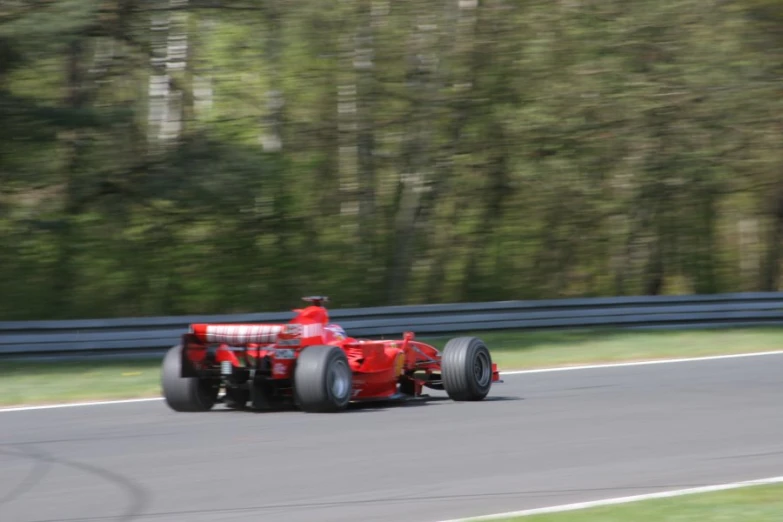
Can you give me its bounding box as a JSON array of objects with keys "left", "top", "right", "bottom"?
[
  {"left": 386, "top": 10, "right": 440, "bottom": 304},
  {"left": 52, "top": 39, "right": 89, "bottom": 315},
  {"left": 337, "top": 1, "right": 359, "bottom": 229},
  {"left": 261, "top": 4, "right": 283, "bottom": 153},
  {"left": 760, "top": 187, "right": 783, "bottom": 291},
  {"left": 356, "top": 0, "right": 378, "bottom": 263},
  {"left": 422, "top": 0, "right": 478, "bottom": 302},
  {"left": 147, "top": 0, "right": 188, "bottom": 148}
]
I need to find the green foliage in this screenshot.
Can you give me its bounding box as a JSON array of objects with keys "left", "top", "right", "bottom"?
[
  {"left": 1, "top": 0, "right": 782, "bottom": 319},
  {"left": 501, "top": 482, "right": 783, "bottom": 522}
]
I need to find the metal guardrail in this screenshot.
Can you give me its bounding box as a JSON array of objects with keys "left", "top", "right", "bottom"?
[{"left": 1, "top": 292, "right": 783, "bottom": 358}]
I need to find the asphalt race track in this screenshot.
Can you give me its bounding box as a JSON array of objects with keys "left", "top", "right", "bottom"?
[{"left": 2, "top": 353, "right": 782, "bottom": 522}]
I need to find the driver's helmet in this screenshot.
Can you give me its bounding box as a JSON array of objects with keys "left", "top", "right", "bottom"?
[{"left": 324, "top": 324, "right": 347, "bottom": 342}]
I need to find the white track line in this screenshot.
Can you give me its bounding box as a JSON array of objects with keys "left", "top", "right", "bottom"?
[
  {"left": 501, "top": 349, "right": 783, "bottom": 375},
  {"left": 2, "top": 350, "right": 783, "bottom": 414},
  {"left": 0, "top": 397, "right": 163, "bottom": 413},
  {"left": 436, "top": 475, "right": 783, "bottom": 521}
]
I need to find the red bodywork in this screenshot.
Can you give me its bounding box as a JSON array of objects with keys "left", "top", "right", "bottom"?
[{"left": 179, "top": 301, "right": 500, "bottom": 402}]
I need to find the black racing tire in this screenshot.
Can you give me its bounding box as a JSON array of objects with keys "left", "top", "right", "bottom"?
[
  {"left": 441, "top": 337, "right": 493, "bottom": 401},
  {"left": 161, "top": 344, "right": 219, "bottom": 412},
  {"left": 294, "top": 345, "right": 353, "bottom": 413}
]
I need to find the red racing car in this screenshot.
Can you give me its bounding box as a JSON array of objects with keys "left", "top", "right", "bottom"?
[{"left": 161, "top": 296, "right": 501, "bottom": 413}]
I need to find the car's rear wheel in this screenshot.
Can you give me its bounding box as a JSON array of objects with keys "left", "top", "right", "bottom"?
[
  {"left": 441, "top": 336, "right": 493, "bottom": 401},
  {"left": 294, "top": 345, "right": 353, "bottom": 412},
  {"left": 161, "top": 344, "right": 219, "bottom": 412}
]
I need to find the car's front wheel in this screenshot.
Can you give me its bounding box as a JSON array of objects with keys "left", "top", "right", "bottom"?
[{"left": 441, "top": 336, "right": 493, "bottom": 401}]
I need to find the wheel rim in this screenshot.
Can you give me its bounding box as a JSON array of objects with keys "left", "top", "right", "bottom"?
[
  {"left": 473, "top": 350, "right": 491, "bottom": 387},
  {"left": 328, "top": 359, "right": 351, "bottom": 400}
]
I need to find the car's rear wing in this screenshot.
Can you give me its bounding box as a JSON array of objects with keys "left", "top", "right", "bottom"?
[{"left": 190, "top": 324, "right": 285, "bottom": 345}]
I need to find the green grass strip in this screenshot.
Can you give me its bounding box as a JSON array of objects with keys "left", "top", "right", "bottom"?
[
  {"left": 2, "top": 327, "right": 783, "bottom": 407},
  {"left": 490, "top": 481, "right": 783, "bottom": 522}
]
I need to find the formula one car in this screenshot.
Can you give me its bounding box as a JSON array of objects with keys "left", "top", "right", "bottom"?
[{"left": 161, "top": 296, "right": 501, "bottom": 413}]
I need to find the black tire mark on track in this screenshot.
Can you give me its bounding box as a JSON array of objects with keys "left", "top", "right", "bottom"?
[
  {"left": 0, "top": 447, "right": 53, "bottom": 508},
  {"left": 0, "top": 431, "right": 181, "bottom": 448},
  {"left": 20, "top": 482, "right": 722, "bottom": 522},
  {"left": 0, "top": 444, "right": 150, "bottom": 522}
]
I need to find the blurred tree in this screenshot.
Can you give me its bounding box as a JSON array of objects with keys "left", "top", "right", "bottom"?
[{"left": 1, "top": 0, "right": 782, "bottom": 319}]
